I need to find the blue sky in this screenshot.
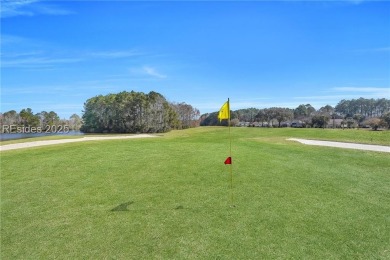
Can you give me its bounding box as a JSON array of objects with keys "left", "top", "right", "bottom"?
[{"left": 1, "top": 0, "right": 389, "bottom": 118}]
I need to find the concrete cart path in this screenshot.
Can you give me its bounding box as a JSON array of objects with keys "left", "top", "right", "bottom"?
[
  {"left": 287, "top": 138, "right": 390, "bottom": 153},
  {"left": 0, "top": 134, "right": 157, "bottom": 152}
]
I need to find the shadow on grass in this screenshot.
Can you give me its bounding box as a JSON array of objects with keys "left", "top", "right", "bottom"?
[
  {"left": 110, "top": 202, "right": 190, "bottom": 212},
  {"left": 111, "top": 201, "right": 134, "bottom": 211},
  {"left": 110, "top": 202, "right": 238, "bottom": 212}
]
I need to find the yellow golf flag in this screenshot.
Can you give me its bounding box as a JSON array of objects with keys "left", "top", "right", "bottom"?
[{"left": 218, "top": 100, "right": 230, "bottom": 122}]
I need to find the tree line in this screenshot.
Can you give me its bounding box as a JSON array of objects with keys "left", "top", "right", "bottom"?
[
  {"left": 0, "top": 91, "right": 200, "bottom": 134},
  {"left": 0, "top": 109, "right": 82, "bottom": 133},
  {"left": 81, "top": 91, "right": 199, "bottom": 133},
  {"left": 2, "top": 96, "right": 388, "bottom": 134},
  {"left": 200, "top": 98, "right": 390, "bottom": 130}
]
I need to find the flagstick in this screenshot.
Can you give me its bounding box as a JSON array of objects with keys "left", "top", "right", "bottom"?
[{"left": 228, "top": 98, "right": 234, "bottom": 206}]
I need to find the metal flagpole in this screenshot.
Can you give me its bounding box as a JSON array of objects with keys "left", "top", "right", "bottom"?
[{"left": 228, "top": 98, "right": 234, "bottom": 206}]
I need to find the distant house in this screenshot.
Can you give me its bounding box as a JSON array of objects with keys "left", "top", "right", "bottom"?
[
  {"left": 327, "top": 119, "right": 346, "bottom": 128},
  {"left": 238, "top": 121, "right": 271, "bottom": 127},
  {"left": 251, "top": 122, "right": 262, "bottom": 127},
  {"left": 291, "top": 120, "right": 304, "bottom": 128},
  {"left": 238, "top": 122, "right": 250, "bottom": 127}
]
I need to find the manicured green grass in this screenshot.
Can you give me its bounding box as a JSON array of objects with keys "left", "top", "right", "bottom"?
[{"left": 1, "top": 127, "right": 389, "bottom": 259}]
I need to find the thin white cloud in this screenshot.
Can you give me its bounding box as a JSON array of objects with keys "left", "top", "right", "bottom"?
[
  {"left": 1, "top": 37, "right": 143, "bottom": 68},
  {"left": 0, "top": 35, "right": 50, "bottom": 55},
  {"left": 333, "top": 87, "right": 387, "bottom": 92},
  {"left": 1, "top": 88, "right": 36, "bottom": 95},
  {"left": 143, "top": 66, "right": 167, "bottom": 79},
  {"left": 346, "top": 0, "right": 365, "bottom": 4},
  {"left": 1, "top": 0, "right": 38, "bottom": 17},
  {"left": 1, "top": 36, "right": 83, "bottom": 68},
  {"left": 2, "top": 57, "right": 82, "bottom": 68},
  {"left": 32, "top": 4, "right": 75, "bottom": 16},
  {"left": 289, "top": 87, "right": 390, "bottom": 109},
  {"left": 1, "top": 0, "right": 74, "bottom": 18},
  {"left": 129, "top": 66, "right": 167, "bottom": 79},
  {"left": 371, "top": 47, "right": 390, "bottom": 52},
  {"left": 2, "top": 51, "right": 44, "bottom": 58},
  {"left": 293, "top": 95, "right": 354, "bottom": 100},
  {"left": 352, "top": 46, "right": 390, "bottom": 53},
  {"left": 0, "top": 34, "right": 29, "bottom": 45},
  {"left": 2, "top": 85, "right": 82, "bottom": 95},
  {"left": 89, "top": 50, "right": 143, "bottom": 59},
  {"left": 331, "top": 87, "right": 390, "bottom": 97}
]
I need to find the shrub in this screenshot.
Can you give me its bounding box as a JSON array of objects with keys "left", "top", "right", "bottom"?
[{"left": 363, "top": 117, "right": 382, "bottom": 131}]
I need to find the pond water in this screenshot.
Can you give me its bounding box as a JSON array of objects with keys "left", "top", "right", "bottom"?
[{"left": 0, "top": 131, "right": 84, "bottom": 141}]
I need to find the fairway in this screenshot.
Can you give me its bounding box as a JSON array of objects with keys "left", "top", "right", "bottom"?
[{"left": 1, "top": 127, "right": 389, "bottom": 259}]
